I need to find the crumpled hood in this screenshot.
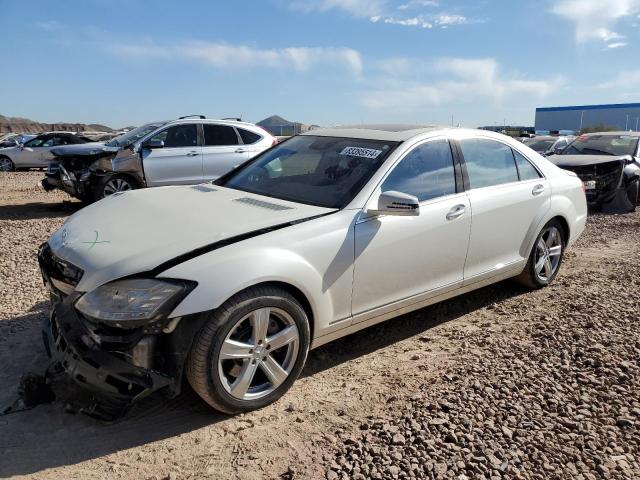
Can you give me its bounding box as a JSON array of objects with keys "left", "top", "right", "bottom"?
[
  {"left": 48, "top": 185, "right": 335, "bottom": 291},
  {"left": 51, "top": 143, "right": 116, "bottom": 158},
  {"left": 548, "top": 154, "right": 626, "bottom": 167}
]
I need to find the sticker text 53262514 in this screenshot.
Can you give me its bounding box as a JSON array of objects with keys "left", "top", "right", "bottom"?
[{"left": 340, "top": 147, "right": 383, "bottom": 159}]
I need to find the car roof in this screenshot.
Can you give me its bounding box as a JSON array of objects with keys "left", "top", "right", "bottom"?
[
  {"left": 527, "top": 136, "right": 570, "bottom": 141},
  {"left": 582, "top": 131, "right": 640, "bottom": 137},
  {"left": 301, "top": 124, "right": 446, "bottom": 142},
  {"left": 169, "top": 117, "right": 262, "bottom": 129}
]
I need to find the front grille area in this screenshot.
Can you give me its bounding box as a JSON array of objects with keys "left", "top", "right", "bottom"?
[
  {"left": 38, "top": 243, "right": 84, "bottom": 297},
  {"left": 562, "top": 160, "right": 623, "bottom": 196}
]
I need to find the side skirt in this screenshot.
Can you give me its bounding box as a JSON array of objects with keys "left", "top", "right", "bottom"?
[{"left": 310, "top": 263, "right": 523, "bottom": 350}]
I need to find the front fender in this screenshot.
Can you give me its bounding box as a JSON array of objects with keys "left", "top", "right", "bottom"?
[{"left": 160, "top": 246, "right": 331, "bottom": 334}]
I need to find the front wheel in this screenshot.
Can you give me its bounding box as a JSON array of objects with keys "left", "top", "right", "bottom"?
[
  {"left": 515, "top": 219, "right": 565, "bottom": 289},
  {"left": 186, "top": 286, "right": 310, "bottom": 414},
  {"left": 94, "top": 174, "right": 137, "bottom": 201},
  {"left": 0, "top": 156, "right": 15, "bottom": 172}
]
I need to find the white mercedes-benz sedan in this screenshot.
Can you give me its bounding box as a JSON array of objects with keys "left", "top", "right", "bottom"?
[{"left": 39, "top": 125, "right": 587, "bottom": 415}]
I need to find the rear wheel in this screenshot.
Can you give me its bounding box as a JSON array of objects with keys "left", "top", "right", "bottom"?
[
  {"left": 186, "top": 286, "right": 310, "bottom": 414},
  {"left": 95, "top": 174, "right": 137, "bottom": 201},
  {"left": 0, "top": 156, "right": 15, "bottom": 172},
  {"left": 516, "top": 219, "right": 565, "bottom": 289}
]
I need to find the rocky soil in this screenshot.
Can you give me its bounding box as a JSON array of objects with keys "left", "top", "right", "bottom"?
[
  {"left": 0, "top": 172, "right": 638, "bottom": 480},
  {"left": 325, "top": 214, "right": 640, "bottom": 480}
]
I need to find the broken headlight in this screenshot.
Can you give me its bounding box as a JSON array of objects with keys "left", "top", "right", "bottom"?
[{"left": 75, "top": 279, "right": 194, "bottom": 327}]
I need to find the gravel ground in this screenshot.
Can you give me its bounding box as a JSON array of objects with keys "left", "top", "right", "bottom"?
[
  {"left": 0, "top": 172, "right": 638, "bottom": 480},
  {"left": 324, "top": 213, "right": 640, "bottom": 480}
]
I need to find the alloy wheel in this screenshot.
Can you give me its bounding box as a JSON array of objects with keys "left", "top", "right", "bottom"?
[
  {"left": 103, "top": 178, "right": 132, "bottom": 196},
  {"left": 0, "top": 157, "right": 13, "bottom": 171},
  {"left": 218, "top": 307, "right": 300, "bottom": 401},
  {"left": 534, "top": 226, "right": 563, "bottom": 283}
]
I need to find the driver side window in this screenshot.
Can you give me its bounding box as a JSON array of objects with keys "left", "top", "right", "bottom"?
[
  {"left": 24, "top": 137, "right": 48, "bottom": 148},
  {"left": 149, "top": 124, "right": 198, "bottom": 148},
  {"left": 41, "top": 137, "right": 63, "bottom": 147},
  {"left": 381, "top": 139, "right": 457, "bottom": 202}
]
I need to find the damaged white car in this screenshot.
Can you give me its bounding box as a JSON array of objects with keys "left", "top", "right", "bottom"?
[{"left": 39, "top": 125, "right": 587, "bottom": 415}]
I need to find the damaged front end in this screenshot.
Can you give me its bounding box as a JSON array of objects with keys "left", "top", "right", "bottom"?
[
  {"left": 42, "top": 145, "right": 145, "bottom": 202},
  {"left": 552, "top": 156, "right": 640, "bottom": 213},
  {"left": 38, "top": 243, "right": 205, "bottom": 417}
]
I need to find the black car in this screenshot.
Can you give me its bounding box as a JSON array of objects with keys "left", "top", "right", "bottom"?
[{"left": 548, "top": 132, "right": 640, "bottom": 213}]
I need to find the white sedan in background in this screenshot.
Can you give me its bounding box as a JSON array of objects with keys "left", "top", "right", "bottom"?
[
  {"left": 0, "top": 132, "right": 95, "bottom": 170},
  {"left": 40, "top": 125, "right": 587, "bottom": 415}
]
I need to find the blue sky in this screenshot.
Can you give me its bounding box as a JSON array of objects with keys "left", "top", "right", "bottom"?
[{"left": 1, "top": 0, "right": 640, "bottom": 128}]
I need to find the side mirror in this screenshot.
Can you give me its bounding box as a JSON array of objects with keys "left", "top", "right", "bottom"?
[
  {"left": 142, "top": 139, "right": 164, "bottom": 149},
  {"left": 369, "top": 191, "right": 420, "bottom": 217},
  {"left": 553, "top": 146, "right": 565, "bottom": 155}
]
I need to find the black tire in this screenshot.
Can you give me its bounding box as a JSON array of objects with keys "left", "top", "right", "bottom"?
[
  {"left": 602, "top": 180, "right": 638, "bottom": 214},
  {"left": 515, "top": 219, "right": 566, "bottom": 289},
  {"left": 0, "top": 156, "right": 15, "bottom": 172},
  {"left": 94, "top": 174, "right": 137, "bottom": 201},
  {"left": 186, "top": 286, "right": 310, "bottom": 414},
  {"left": 628, "top": 180, "right": 639, "bottom": 210}
]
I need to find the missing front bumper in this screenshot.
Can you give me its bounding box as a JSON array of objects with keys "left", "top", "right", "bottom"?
[{"left": 43, "top": 300, "right": 173, "bottom": 404}]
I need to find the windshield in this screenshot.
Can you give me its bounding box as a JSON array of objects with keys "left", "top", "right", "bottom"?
[
  {"left": 106, "top": 122, "right": 167, "bottom": 148},
  {"left": 524, "top": 139, "right": 555, "bottom": 152},
  {"left": 562, "top": 135, "right": 638, "bottom": 156},
  {"left": 219, "top": 135, "right": 399, "bottom": 208}
]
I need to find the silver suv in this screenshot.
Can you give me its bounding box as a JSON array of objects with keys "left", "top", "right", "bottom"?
[{"left": 42, "top": 116, "right": 277, "bottom": 201}]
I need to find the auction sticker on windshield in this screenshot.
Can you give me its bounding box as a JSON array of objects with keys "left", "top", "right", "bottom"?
[{"left": 340, "top": 147, "right": 383, "bottom": 159}]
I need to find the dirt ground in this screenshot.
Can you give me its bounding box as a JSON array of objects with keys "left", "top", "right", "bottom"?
[{"left": 0, "top": 172, "right": 638, "bottom": 480}]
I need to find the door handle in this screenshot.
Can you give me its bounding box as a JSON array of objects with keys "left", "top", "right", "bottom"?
[
  {"left": 446, "top": 204, "right": 466, "bottom": 220},
  {"left": 532, "top": 184, "right": 545, "bottom": 196},
  {"left": 186, "top": 151, "right": 199, "bottom": 157},
  {"left": 235, "top": 148, "right": 246, "bottom": 154}
]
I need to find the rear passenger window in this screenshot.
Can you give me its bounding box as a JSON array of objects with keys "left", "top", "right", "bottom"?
[
  {"left": 459, "top": 138, "right": 519, "bottom": 189},
  {"left": 381, "top": 139, "right": 456, "bottom": 202},
  {"left": 150, "top": 124, "right": 198, "bottom": 148},
  {"left": 513, "top": 150, "right": 542, "bottom": 181},
  {"left": 203, "top": 125, "right": 239, "bottom": 146},
  {"left": 238, "top": 129, "right": 261, "bottom": 145}
]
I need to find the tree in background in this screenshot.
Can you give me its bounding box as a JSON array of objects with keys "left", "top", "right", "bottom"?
[{"left": 580, "top": 123, "right": 618, "bottom": 134}]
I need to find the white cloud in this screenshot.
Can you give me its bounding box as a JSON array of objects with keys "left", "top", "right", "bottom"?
[
  {"left": 375, "top": 15, "right": 433, "bottom": 28},
  {"left": 606, "top": 42, "right": 628, "bottom": 49},
  {"left": 550, "top": 0, "right": 640, "bottom": 47},
  {"left": 286, "top": 0, "right": 473, "bottom": 29},
  {"left": 34, "top": 20, "right": 66, "bottom": 32},
  {"left": 597, "top": 70, "right": 640, "bottom": 89},
  {"left": 288, "top": 0, "right": 386, "bottom": 18},
  {"left": 398, "top": 0, "right": 439, "bottom": 10},
  {"left": 109, "top": 41, "right": 363, "bottom": 76},
  {"left": 361, "top": 58, "right": 563, "bottom": 110},
  {"left": 435, "top": 14, "right": 468, "bottom": 26}
]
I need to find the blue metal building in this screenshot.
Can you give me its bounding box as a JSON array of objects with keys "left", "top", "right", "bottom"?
[{"left": 535, "top": 103, "right": 640, "bottom": 133}]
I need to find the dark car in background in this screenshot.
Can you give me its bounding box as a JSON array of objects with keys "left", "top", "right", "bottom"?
[
  {"left": 522, "top": 135, "right": 574, "bottom": 157},
  {"left": 548, "top": 132, "right": 640, "bottom": 213}
]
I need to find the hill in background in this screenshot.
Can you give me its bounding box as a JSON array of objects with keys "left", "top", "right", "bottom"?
[{"left": 0, "top": 115, "right": 115, "bottom": 134}]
